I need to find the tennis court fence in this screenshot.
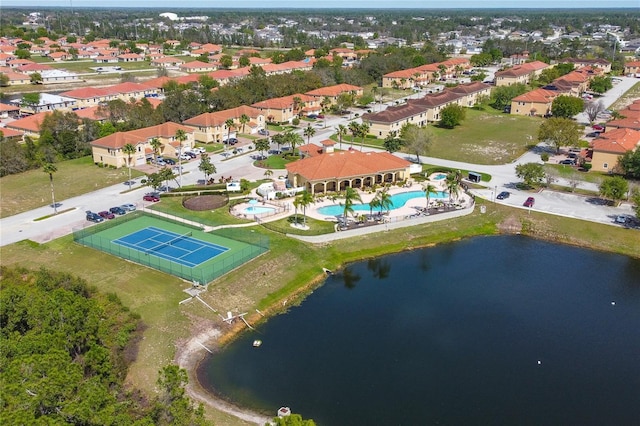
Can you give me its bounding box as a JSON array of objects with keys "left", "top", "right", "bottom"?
[{"left": 72, "top": 212, "right": 269, "bottom": 283}]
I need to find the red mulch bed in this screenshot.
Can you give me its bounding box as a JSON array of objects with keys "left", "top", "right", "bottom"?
[{"left": 182, "top": 195, "right": 227, "bottom": 211}]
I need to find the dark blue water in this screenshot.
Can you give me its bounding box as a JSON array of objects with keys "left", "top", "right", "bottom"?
[{"left": 198, "top": 236, "right": 640, "bottom": 425}]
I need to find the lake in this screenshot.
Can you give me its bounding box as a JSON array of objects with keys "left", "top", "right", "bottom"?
[{"left": 197, "top": 236, "right": 640, "bottom": 425}]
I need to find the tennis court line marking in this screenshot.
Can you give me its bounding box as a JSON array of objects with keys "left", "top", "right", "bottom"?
[{"left": 112, "top": 226, "right": 230, "bottom": 268}]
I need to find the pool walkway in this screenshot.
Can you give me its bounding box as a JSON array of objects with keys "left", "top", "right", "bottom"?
[{"left": 144, "top": 179, "right": 475, "bottom": 243}]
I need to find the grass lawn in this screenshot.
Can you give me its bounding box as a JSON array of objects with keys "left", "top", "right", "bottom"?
[
  {"left": 254, "top": 154, "right": 296, "bottom": 169},
  {"left": 147, "top": 196, "right": 252, "bottom": 227},
  {"left": 0, "top": 156, "right": 145, "bottom": 218},
  {"left": 544, "top": 164, "right": 606, "bottom": 184},
  {"left": 2, "top": 202, "right": 639, "bottom": 425},
  {"left": 329, "top": 108, "right": 541, "bottom": 165}
]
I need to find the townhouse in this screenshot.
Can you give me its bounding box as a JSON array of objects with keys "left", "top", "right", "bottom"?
[
  {"left": 251, "top": 94, "right": 320, "bottom": 123},
  {"left": 494, "top": 61, "right": 549, "bottom": 87},
  {"left": 90, "top": 122, "right": 195, "bottom": 168},
  {"left": 589, "top": 128, "right": 640, "bottom": 173},
  {"left": 305, "top": 84, "right": 364, "bottom": 107},
  {"left": 362, "top": 82, "right": 491, "bottom": 138},
  {"left": 183, "top": 105, "right": 265, "bottom": 143}
]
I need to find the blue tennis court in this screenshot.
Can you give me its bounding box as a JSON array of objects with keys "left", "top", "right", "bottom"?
[{"left": 113, "top": 226, "right": 228, "bottom": 267}]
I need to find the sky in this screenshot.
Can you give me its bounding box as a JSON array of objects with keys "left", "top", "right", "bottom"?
[{"left": 2, "top": 0, "right": 639, "bottom": 8}]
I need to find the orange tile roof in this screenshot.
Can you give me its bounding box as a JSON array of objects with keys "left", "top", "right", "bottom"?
[
  {"left": 305, "top": 84, "right": 363, "bottom": 97},
  {"left": 184, "top": 106, "right": 263, "bottom": 127},
  {"left": 286, "top": 150, "right": 410, "bottom": 181},
  {"left": 495, "top": 61, "right": 548, "bottom": 78},
  {"left": 74, "top": 106, "right": 109, "bottom": 121},
  {"left": 0, "top": 127, "right": 23, "bottom": 138},
  {"left": 6, "top": 112, "right": 51, "bottom": 133},
  {"left": 512, "top": 88, "right": 559, "bottom": 103},
  {"left": 91, "top": 122, "right": 193, "bottom": 149},
  {"left": 591, "top": 128, "right": 640, "bottom": 153},
  {"left": 60, "top": 86, "right": 114, "bottom": 99},
  {"left": 606, "top": 117, "right": 640, "bottom": 131},
  {"left": 251, "top": 94, "right": 315, "bottom": 110},
  {"left": 0, "top": 103, "right": 20, "bottom": 112}
]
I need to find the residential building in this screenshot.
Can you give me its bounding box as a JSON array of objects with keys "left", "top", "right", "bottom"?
[
  {"left": 251, "top": 94, "right": 319, "bottom": 123},
  {"left": 510, "top": 88, "right": 559, "bottom": 116},
  {"left": 494, "top": 61, "right": 549, "bottom": 86},
  {"left": 183, "top": 105, "right": 265, "bottom": 143},
  {"left": 305, "top": 84, "right": 364, "bottom": 107},
  {"left": 589, "top": 128, "right": 640, "bottom": 173},
  {"left": 90, "top": 122, "right": 195, "bottom": 168}
]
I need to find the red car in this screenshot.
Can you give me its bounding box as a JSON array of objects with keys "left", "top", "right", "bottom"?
[
  {"left": 592, "top": 124, "right": 605, "bottom": 131},
  {"left": 98, "top": 210, "right": 115, "bottom": 220},
  {"left": 523, "top": 197, "right": 535, "bottom": 208},
  {"left": 143, "top": 194, "right": 160, "bottom": 202}
]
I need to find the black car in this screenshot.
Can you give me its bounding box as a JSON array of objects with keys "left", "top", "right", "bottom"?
[
  {"left": 164, "top": 158, "right": 176, "bottom": 165},
  {"left": 86, "top": 211, "right": 104, "bottom": 223},
  {"left": 186, "top": 151, "right": 197, "bottom": 158},
  {"left": 559, "top": 159, "right": 576, "bottom": 165},
  {"left": 109, "top": 206, "right": 127, "bottom": 215},
  {"left": 224, "top": 138, "right": 238, "bottom": 145},
  {"left": 496, "top": 191, "right": 510, "bottom": 200}
]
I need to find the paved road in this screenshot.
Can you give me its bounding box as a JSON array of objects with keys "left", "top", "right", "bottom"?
[{"left": 1, "top": 77, "right": 637, "bottom": 247}]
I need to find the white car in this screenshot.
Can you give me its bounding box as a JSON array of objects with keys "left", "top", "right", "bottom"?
[
  {"left": 121, "top": 203, "right": 136, "bottom": 211},
  {"left": 179, "top": 153, "right": 191, "bottom": 161},
  {"left": 194, "top": 147, "right": 207, "bottom": 154}
]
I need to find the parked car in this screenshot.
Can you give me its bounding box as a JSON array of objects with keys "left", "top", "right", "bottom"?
[
  {"left": 98, "top": 210, "right": 115, "bottom": 220},
  {"left": 121, "top": 203, "right": 136, "bottom": 211},
  {"left": 268, "top": 149, "right": 282, "bottom": 155},
  {"left": 109, "top": 206, "right": 127, "bottom": 215},
  {"left": 86, "top": 211, "right": 104, "bottom": 223},
  {"left": 615, "top": 215, "right": 629, "bottom": 224},
  {"left": 194, "top": 147, "right": 207, "bottom": 154},
  {"left": 592, "top": 124, "right": 605, "bottom": 131},
  {"left": 559, "top": 159, "right": 576, "bottom": 165},
  {"left": 258, "top": 129, "right": 269, "bottom": 136},
  {"left": 185, "top": 151, "right": 197, "bottom": 158},
  {"left": 179, "top": 153, "right": 191, "bottom": 161},
  {"left": 307, "top": 114, "right": 318, "bottom": 119},
  {"left": 496, "top": 191, "right": 510, "bottom": 200},
  {"left": 586, "top": 132, "right": 601, "bottom": 138},
  {"left": 224, "top": 138, "right": 238, "bottom": 145},
  {"left": 317, "top": 114, "right": 325, "bottom": 119},
  {"left": 523, "top": 197, "right": 535, "bottom": 208},
  {"left": 164, "top": 158, "right": 176, "bottom": 165},
  {"left": 143, "top": 194, "right": 160, "bottom": 202},
  {"left": 156, "top": 159, "right": 166, "bottom": 166}
]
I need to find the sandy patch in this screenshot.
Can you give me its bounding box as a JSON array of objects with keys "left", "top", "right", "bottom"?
[{"left": 176, "top": 325, "right": 271, "bottom": 425}]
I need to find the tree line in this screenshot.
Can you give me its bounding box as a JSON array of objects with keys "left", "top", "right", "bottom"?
[{"left": 0, "top": 266, "right": 210, "bottom": 425}]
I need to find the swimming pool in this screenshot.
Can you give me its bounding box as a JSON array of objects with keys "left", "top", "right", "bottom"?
[
  {"left": 242, "top": 206, "right": 276, "bottom": 215},
  {"left": 433, "top": 173, "right": 447, "bottom": 180},
  {"left": 317, "top": 190, "right": 447, "bottom": 216}
]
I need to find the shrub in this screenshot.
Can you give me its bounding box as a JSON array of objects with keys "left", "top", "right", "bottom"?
[
  {"left": 582, "top": 163, "right": 592, "bottom": 172},
  {"left": 541, "top": 152, "right": 550, "bottom": 162}
]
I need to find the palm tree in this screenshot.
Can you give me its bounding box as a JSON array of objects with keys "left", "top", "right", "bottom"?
[
  {"left": 348, "top": 121, "right": 360, "bottom": 149},
  {"left": 175, "top": 129, "right": 187, "bottom": 187},
  {"left": 359, "top": 122, "right": 370, "bottom": 151},
  {"left": 369, "top": 194, "right": 381, "bottom": 216},
  {"left": 43, "top": 162, "right": 58, "bottom": 214},
  {"left": 377, "top": 189, "right": 393, "bottom": 214},
  {"left": 150, "top": 137, "right": 162, "bottom": 167},
  {"left": 303, "top": 124, "right": 315, "bottom": 144},
  {"left": 336, "top": 124, "right": 347, "bottom": 150},
  {"left": 263, "top": 169, "right": 273, "bottom": 179},
  {"left": 239, "top": 114, "right": 250, "bottom": 134},
  {"left": 445, "top": 172, "right": 460, "bottom": 203},
  {"left": 224, "top": 118, "right": 235, "bottom": 148},
  {"left": 122, "top": 143, "right": 136, "bottom": 187},
  {"left": 296, "top": 190, "right": 314, "bottom": 227},
  {"left": 341, "top": 187, "right": 362, "bottom": 224},
  {"left": 423, "top": 182, "right": 437, "bottom": 210}
]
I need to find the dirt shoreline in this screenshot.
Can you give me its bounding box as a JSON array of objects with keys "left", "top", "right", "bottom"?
[{"left": 176, "top": 327, "right": 272, "bottom": 425}]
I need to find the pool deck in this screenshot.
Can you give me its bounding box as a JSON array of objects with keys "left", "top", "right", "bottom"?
[{"left": 305, "top": 175, "right": 470, "bottom": 223}]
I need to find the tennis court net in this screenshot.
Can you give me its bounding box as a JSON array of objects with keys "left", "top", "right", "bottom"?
[{"left": 144, "top": 231, "right": 192, "bottom": 254}]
